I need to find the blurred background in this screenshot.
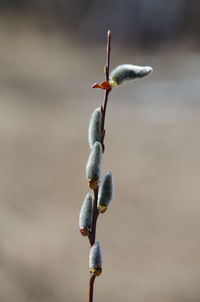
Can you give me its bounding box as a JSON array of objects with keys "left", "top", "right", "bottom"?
[{"left": 0, "top": 1, "right": 200, "bottom": 302}]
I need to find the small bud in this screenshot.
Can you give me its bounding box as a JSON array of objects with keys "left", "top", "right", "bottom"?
[
  {"left": 88, "top": 108, "right": 101, "bottom": 149},
  {"left": 88, "top": 179, "right": 100, "bottom": 190},
  {"left": 98, "top": 171, "right": 114, "bottom": 213},
  {"left": 97, "top": 204, "right": 107, "bottom": 214},
  {"left": 92, "top": 81, "right": 112, "bottom": 90},
  {"left": 79, "top": 193, "right": 93, "bottom": 236},
  {"left": 109, "top": 64, "right": 153, "bottom": 87},
  {"left": 86, "top": 142, "right": 102, "bottom": 189},
  {"left": 89, "top": 242, "right": 102, "bottom": 277}
]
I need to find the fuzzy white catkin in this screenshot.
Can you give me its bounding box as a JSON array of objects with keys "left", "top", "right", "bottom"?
[
  {"left": 89, "top": 242, "right": 102, "bottom": 269},
  {"left": 98, "top": 171, "right": 114, "bottom": 207},
  {"left": 109, "top": 64, "right": 153, "bottom": 87},
  {"left": 86, "top": 142, "right": 102, "bottom": 180},
  {"left": 88, "top": 107, "right": 101, "bottom": 149},
  {"left": 79, "top": 193, "right": 93, "bottom": 230}
]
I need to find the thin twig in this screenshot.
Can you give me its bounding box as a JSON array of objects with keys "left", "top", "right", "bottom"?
[
  {"left": 88, "top": 188, "right": 99, "bottom": 247},
  {"left": 88, "top": 30, "right": 112, "bottom": 302},
  {"left": 101, "top": 30, "right": 111, "bottom": 151},
  {"left": 88, "top": 273, "right": 96, "bottom": 302},
  {"left": 106, "top": 30, "right": 111, "bottom": 81}
]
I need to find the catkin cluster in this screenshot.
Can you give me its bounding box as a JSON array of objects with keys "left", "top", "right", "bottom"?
[
  {"left": 79, "top": 106, "right": 114, "bottom": 277},
  {"left": 79, "top": 62, "right": 153, "bottom": 282}
]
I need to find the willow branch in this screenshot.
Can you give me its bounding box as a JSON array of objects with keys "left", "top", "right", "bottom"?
[{"left": 88, "top": 30, "right": 112, "bottom": 302}]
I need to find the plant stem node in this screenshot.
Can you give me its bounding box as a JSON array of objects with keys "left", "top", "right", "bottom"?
[{"left": 88, "top": 179, "right": 99, "bottom": 190}]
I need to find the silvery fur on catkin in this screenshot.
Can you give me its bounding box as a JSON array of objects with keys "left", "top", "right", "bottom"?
[
  {"left": 88, "top": 107, "right": 101, "bottom": 149},
  {"left": 86, "top": 142, "right": 102, "bottom": 180},
  {"left": 89, "top": 242, "right": 102, "bottom": 269},
  {"left": 79, "top": 193, "right": 93, "bottom": 230},
  {"left": 98, "top": 171, "right": 114, "bottom": 207},
  {"left": 109, "top": 64, "right": 153, "bottom": 86}
]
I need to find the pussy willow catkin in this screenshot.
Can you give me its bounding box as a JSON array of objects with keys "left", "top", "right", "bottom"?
[
  {"left": 86, "top": 141, "right": 102, "bottom": 189},
  {"left": 79, "top": 193, "right": 93, "bottom": 236},
  {"left": 98, "top": 171, "right": 114, "bottom": 213},
  {"left": 109, "top": 64, "right": 153, "bottom": 87},
  {"left": 88, "top": 107, "right": 101, "bottom": 149},
  {"left": 89, "top": 241, "right": 102, "bottom": 276}
]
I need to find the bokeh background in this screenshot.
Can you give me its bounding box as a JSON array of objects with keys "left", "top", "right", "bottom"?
[{"left": 0, "top": 1, "right": 200, "bottom": 302}]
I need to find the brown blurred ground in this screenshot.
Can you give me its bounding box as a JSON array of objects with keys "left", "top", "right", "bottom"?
[{"left": 0, "top": 15, "right": 200, "bottom": 302}]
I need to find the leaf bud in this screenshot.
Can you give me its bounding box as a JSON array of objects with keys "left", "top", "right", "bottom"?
[
  {"left": 98, "top": 171, "right": 114, "bottom": 213},
  {"left": 86, "top": 142, "right": 102, "bottom": 190},
  {"left": 89, "top": 242, "right": 102, "bottom": 277},
  {"left": 109, "top": 64, "right": 153, "bottom": 87},
  {"left": 88, "top": 107, "right": 101, "bottom": 149},
  {"left": 79, "top": 193, "right": 93, "bottom": 236}
]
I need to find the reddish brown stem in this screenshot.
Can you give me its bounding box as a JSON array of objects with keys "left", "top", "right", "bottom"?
[
  {"left": 101, "top": 89, "right": 110, "bottom": 152},
  {"left": 88, "top": 30, "right": 111, "bottom": 302},
  {"left": 88, "top": 273, "right": 96, "bottom": 302},
  {"left": 101, "top": 30, "right": 111, "bottom": 152},
  {"left": 88, "top": 188, "right": 99, "bottom": 246},
  {"left": 105, "top": 30, "right": 111, "bottom": 81}
]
